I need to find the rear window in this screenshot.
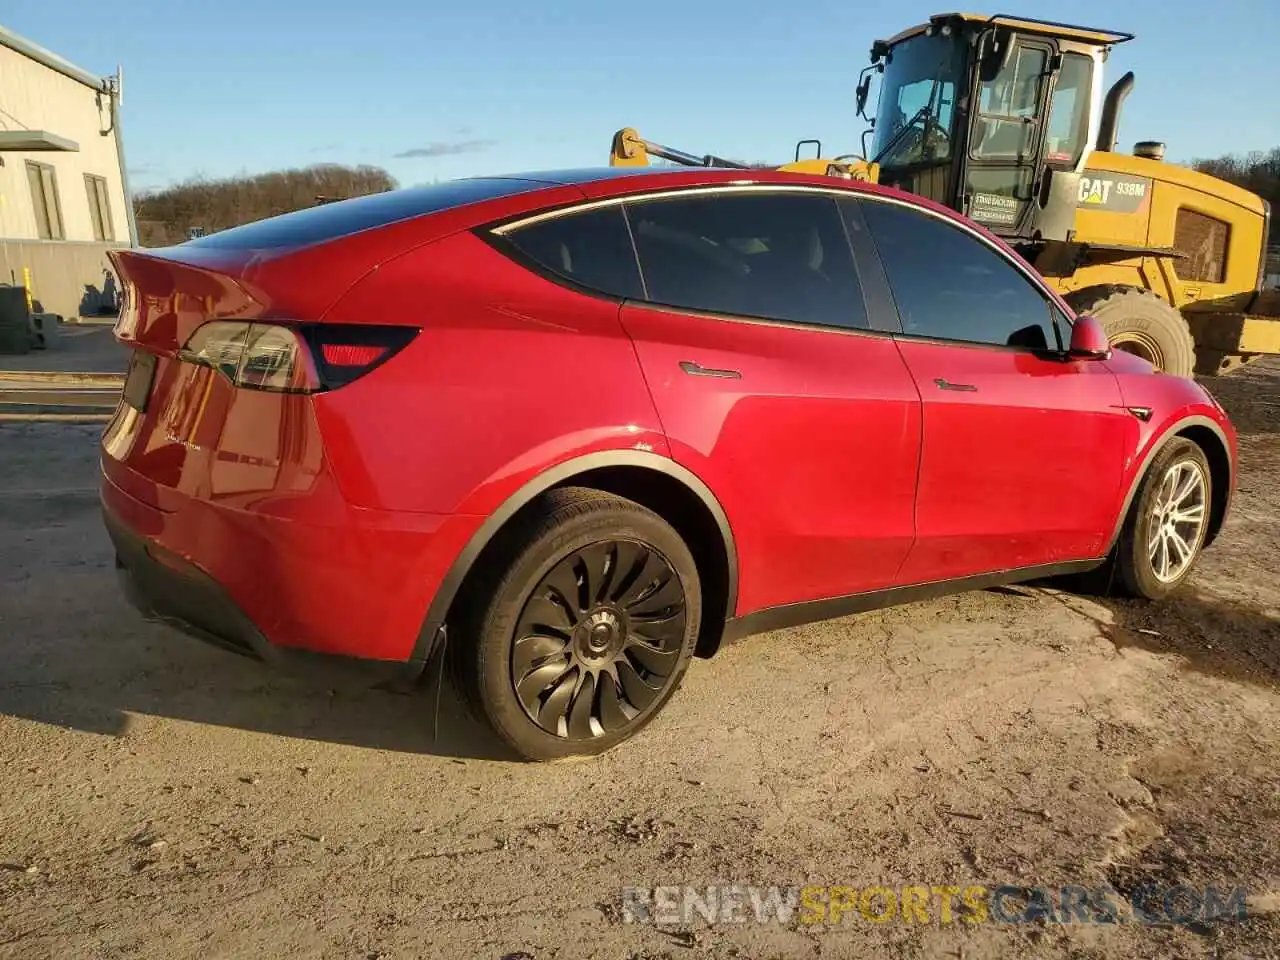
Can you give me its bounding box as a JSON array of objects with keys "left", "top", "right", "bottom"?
[{"left": 185, "top": 177, "right": 548, "bottom": 252}]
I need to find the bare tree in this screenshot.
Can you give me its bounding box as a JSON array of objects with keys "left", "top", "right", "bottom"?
[
  {"left": 134, "top": 164, "right": 398, "bottom": 247},
  {"left": 1192, "top": 148, "right": 1280, "bottom": 242}
]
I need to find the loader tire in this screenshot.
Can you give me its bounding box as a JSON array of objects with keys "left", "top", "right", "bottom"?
[{"left": 1064, "top": 285, "right": 1196, "bottom": 378}]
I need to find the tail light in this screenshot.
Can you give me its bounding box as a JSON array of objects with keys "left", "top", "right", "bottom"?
[{"left": 179, "top": 322, "right": 417, "bottom": 393}]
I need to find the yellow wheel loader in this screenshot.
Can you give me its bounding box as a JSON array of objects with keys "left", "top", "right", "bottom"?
[{"left": 609, "top": 13, "right": 1279, "bottom": 378}]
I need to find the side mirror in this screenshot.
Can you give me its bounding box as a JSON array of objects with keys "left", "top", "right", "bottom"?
[
  {"left": 855, "top": 74, "right": 872, "bottom": 119},
  {"left": 1068, "top": 314, "right": 1112, "bottom": 360}
]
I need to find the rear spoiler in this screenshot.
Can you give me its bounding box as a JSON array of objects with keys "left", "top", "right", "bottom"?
[{"left": 109, "top": 248, "right": 262, "bottom": 355}]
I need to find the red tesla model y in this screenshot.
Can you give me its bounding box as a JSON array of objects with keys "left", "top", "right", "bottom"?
[{"left": 101, "top": 166, "right": 1237, "bottom": 760}]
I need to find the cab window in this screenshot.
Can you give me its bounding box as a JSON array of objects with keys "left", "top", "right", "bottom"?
[
  {"left": 1045, "top": 54, "right": 1094, "bottom": 167},
  {"left": 872, "top": 33, "right": 965, "bottom": 166},
  {"left": 973, "top": 45, "right": 1049, "bottom": 160}
]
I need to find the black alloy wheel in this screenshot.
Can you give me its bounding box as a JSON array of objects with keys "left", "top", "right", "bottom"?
[
  {"left": 451, "top": 487, "right": 702, "bottom": 761},
  {"left": 511, "top": 539, "right": 686, "bottom": 740}
]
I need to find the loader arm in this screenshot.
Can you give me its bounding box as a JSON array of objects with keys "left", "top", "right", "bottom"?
[
  {"left": 609, "top": 127, "right": 880, "bottom": 181},
  {"left": 610, "top": 128, "right": 748, "bottom": 169}
]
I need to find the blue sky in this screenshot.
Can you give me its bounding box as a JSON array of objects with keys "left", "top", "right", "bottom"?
[{"left": 5, "top": 0, "right": 1278, "bottom": 192}]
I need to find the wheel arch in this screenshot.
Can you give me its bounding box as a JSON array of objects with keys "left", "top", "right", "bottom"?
[
  {"left": 1174, "top": 422, "right": 1232, "bottom": 549},
  {"left": 411, "top": 450, "right": 740, "bottom": 668},
  {"left": 1107, "top": 414, "right": 1234, "bottom": 552}
]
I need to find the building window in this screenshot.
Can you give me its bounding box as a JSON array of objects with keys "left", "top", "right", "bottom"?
[
  {"left": 26, "top": 161, "right": 65, "bottom": 241},
  {"left": 85, "top": 174, "right": 115, "bottom": 242}
]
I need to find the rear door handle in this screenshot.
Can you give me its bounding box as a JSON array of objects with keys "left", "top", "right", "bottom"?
[
  {"left": 934, "top": 377, "right": 978, "bottom": 392},
  {"left": 680, "top": 360, "right": 742, "bottom": 380}
]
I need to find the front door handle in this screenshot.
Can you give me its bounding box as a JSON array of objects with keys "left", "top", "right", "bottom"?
[
  {"left": 680, "top": 360, "right": 742, "bottom": 380},
  {"left": 934, "top": 377, "right": 978, "bottom": 392}
]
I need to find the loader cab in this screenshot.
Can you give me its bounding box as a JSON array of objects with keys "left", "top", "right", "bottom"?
[{"left": 864, "top": 14, "right": 1132, "bottom": 244}]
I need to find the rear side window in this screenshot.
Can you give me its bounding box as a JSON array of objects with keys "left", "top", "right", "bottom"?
[
  {"left": 626, "top": 192, "right": 868, "bottom": 330},
  {"left": 500, "top": 205, "right": 644, "bottom": 300},
  {"left": 860, "top": 199, "right": 1058, "bottom": 350}
]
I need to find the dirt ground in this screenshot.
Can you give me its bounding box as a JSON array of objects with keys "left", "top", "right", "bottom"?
[{"left": 1, "top": 360, "right": 1278, "bottom": 960}]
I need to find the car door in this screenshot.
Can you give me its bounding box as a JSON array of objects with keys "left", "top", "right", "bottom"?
[
  {"left": 616, "top": 188, "right": 923, "bottom": 617},
  {"left": 851, "top": 195, "right": 1133, "bottom": 583}
]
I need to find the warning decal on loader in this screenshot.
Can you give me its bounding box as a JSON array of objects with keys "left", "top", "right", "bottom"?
[
  {"left": 970, "top": 192, "right": 1021, "bottom": 227},
  {"left": 1077, "top": 174, "right": 1152, "bottom": 214}
]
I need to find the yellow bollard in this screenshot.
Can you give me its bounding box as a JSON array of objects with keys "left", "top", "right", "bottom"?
[{"left": 22, "top": 266, "right": 34, "bottom": 313}]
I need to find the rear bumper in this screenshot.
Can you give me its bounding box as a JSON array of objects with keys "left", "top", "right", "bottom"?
[{"left": 103, "top": 492, "right": 431, "bottom": 692}]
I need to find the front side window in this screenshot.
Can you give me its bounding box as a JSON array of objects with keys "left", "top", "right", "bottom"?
[
  {"left": 500, "top": 205, "right": 644, "bottom": 300},
  {"left": 973, "top": 45, "right": 1049, "bottom": 160},
  {"left": 860, "top": 199, "right": 1058, "bottom": 350},
  {"left": 1044, "top": 54, "right": 1094, "bottom": 167},
  {"left": 626, "top": 191, "right": 868, "bottom": 330},
  {"left": 872, "top": 34, "right": 964, "bottom": 167}
]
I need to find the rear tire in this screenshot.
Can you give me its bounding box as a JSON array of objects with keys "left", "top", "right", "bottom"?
[
  {"left": 451, "top": 487, "right": 701, "bottom": 761},
  {"left": 1113, "top": 438, "right": 1213, "bottom": 599},
  {"left": 1065, "top": 285, "right": 1195, "bottom": 378}
]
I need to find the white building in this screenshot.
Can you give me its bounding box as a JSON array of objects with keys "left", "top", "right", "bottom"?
[{"left": 0, "top": 25, "right": 135, "bottom": 321}]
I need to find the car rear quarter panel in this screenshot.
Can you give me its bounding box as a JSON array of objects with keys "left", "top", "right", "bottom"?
[
  {"left": 314, "top": 229, "right": 668, "bottom": 517},
  {"left": 99, "top": 371, "right": 480, "bottom": 662}
]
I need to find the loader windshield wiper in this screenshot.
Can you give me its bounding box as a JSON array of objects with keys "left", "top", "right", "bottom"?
[{"left": 873, "top": 102, "right": 934, "bottom": 165}]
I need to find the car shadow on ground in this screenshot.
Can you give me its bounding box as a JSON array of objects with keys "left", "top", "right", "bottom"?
[
  {"left": 11, "top": 566, "right": 1272, "bottom": 763},
  {"left": 0, "top": 541, "right": 523, "bottom": 761},
  {"left": 1099, "top": 589, "right": 1280, "bottom": 690},
  {"left": 1, "top": 621, "right": 523, "bottom": 762},
  {"left": 1196, "top": 359, "right": 1280, "bottom": 437},
  {"left": 1007, "top": 576, "right": 1280, "bottom": 691},
  {"left": 1, "top": 612, "right": 524, "bottom": 761}
]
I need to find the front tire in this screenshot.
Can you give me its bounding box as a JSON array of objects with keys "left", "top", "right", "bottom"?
[
  {"left": 453, "top": 488, "right": 701, "bottom": 761},
  {"left": 1114, "top": 438, "right": 1212, "bottom": 599}
]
